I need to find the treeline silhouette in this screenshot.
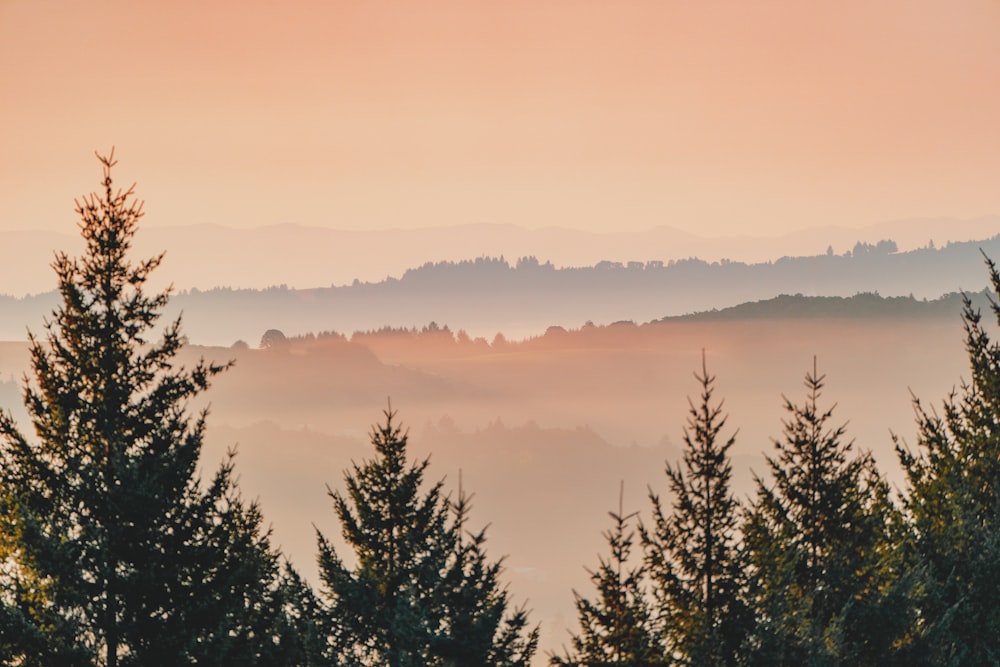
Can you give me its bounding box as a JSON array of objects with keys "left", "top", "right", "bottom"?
[
  {"left": 3, "top": 228, "right": 998, "bottom": 346},
  {"left": 199, "top": 232, "right": 997, "bottom": 298},
  {"left": 241, "top": 290, "right": 977, "bottom": 374},
  {"left": 164, "top": 239, "right": 1000, "bottom": 345},
  {"left": 660, "top": 290, "right": 980, "bottom": 322},
  {"left": 4, "top": 156, "right": 1000, "bottom": 665}
]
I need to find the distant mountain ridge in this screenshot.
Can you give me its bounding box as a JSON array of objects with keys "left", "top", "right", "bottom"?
[
  {"left": 0, "top": 216, "right": 997, "bottom": 296},
  {"left": 1, "top": 232, "right": 999, "bottom": 345}
]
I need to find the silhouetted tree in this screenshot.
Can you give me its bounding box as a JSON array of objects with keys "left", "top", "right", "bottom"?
[
  {"left": 316, "top": 407, "right": 537, "bottom": 667},
  {"left": 744, "top": 360, "right": 908, "bottom": 666},
  {"left": 0, "top": 487, "right": 50, "bottom": 663},
  {"left": 274, "top": 563, "right": 329, "bottom": 667},
  {"left": 896, "top": 252, "right": 1000, "bottom": 664},
  {"left": 438, "top": 478, "right": 539, "bottom": 667},
  {"left": 0, "top": 151, "right": 296, "bottom": 666},
  {"left": 641, "top": 354, "right": 748, "bottom": 667},
  {"left": 261, "top": 328, "right": 288, "bottom": 348},
  {"left": 551, "top": 482, "right": 662, "bottom": 667}
]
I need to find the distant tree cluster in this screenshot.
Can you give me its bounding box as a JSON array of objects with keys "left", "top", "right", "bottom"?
[
  {"left": 849, "top": 239, "right": 898, "bottom": 257},
  {"left": 5, "top": 153, "right": 1000, "bottom": 666}
]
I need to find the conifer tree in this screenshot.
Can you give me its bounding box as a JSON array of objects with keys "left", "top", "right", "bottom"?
[
  {"left": 896, "top": 252, "right": 1000, "bottom": 664},
  {"left": 0, "top": 151, "right": 296, "bottom": 665},
  {"left": 316, "top": 406, "right": 537, "bottom": 667},
  {"left": 744, "top": 359, "right": 907, "bottom": 666},
  {"left": 551, "top": 482, "right": 662, "bottom": 667},
  {"left": 0, "top": 488, "right": 49, "bottom": 663},
  {"left": 641, "top": 354, "right": 748, "bottom": 667},
  {"left": 437, "top": 478, "right": 539, "bottom": 667},
  {"left": 271, "top": 563, "right": 329, "bottom": 667}
]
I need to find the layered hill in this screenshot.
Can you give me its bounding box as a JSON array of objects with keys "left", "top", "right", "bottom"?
[
  {"left": 1, "top": 216, "right": 997, "bottom": 297},
  {"left": 2, "top": 232, "right": 998, "bottom": 345}
]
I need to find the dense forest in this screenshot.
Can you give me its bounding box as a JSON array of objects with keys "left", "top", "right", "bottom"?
[{"left": 5, "top": 158, "right": 1000, "bottom": 666}]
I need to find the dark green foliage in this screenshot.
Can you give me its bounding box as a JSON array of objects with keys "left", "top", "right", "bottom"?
[
  {"left": 271, "top": 563, "right": 329, "bottom": 667},
  {"left": 0, "top": 151, "right": 297, "bottom": 666},
  {"left": 744, "top": 360, "right": 908, "bottom": 666},
  {"left": 0, "top": 487, "right": 51, "bottom": 664},
  {"left": 437, "top": 482, "right": 539, "bottom": 667},
  {"left": 896, "top": 253, "right": 1000, "bottom": 665},
  {"left": 551, "top": 483, "right": 662, "bottom": 667},
  {"left": 316, "top": 407, "right": 537, "bottom": 667},
  {"left": 641, "top": 355, "right": 748, "bottom": 667}
]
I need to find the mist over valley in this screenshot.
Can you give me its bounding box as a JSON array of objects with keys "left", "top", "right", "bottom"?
[
  {"left": 0, "top": 222, "right": 993, "bottom": 658},
  {"left": 0, "top": 300, "right": 976, "bottom": 655}
]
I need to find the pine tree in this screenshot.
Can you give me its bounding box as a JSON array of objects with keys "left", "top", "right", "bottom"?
[
  {"left": 896, "top": 252, "right": 1000, "bottom": 664},
  {"left": 640, "top": 353, "right": 748, "bottom": 667},
  {"left": 316, "top": 406, "right": 537, "bottom": 667},
  {"left": 277, "top": 563, "right": 330, "bottom": 667},
  {"left": 0, "top": 488, "right": 50, "bottom": 663},
  {"left": 0, "top": 150, "right": 296, "bottom": 665},
  {"left": 551, "top": 482, "right": 662, "bottom": 667},
  {"left": 744, "top": 359, "right": 907, "bottom": 667},
  {"left": 437, "top": 477, "right": 539, "bottom": 667}
]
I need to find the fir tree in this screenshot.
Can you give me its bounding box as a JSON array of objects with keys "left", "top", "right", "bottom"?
[
  {"left": 641, "top": 353, "right": 748, "bottom": 667},
  {"left": 277, "top": 563, "right": 331, "bottom": 667},
  {"left": 744, "top": 359, "right": 908, "bottom": 667},
  {"left": 0, "top": 151, "right": 296, "bottom": 665},
  {"left": 896, "top": 252, "right": 1000, "bottom": 664},
  {"left": 437, "top": 477, "right": 539, "bottom": 667},
  {"left": 0, "top": 488, "right": 49, "bottom": 663},
  {"left": 551, "top": 482, "right": 662, "bottom": 667},
  {"left": 316, "top": 406, "right": 537, "bottom": 667}
]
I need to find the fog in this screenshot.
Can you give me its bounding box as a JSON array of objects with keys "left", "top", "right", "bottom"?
[{"left": 0, "top": 313, "right": 971, "bottom": 659}]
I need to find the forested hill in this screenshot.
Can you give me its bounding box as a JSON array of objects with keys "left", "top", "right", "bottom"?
[
  {"left": 661, "top": 290, "right": 982, "bottom": 322},
  {"left": 0, "top": 235, "right": 997, "bottom": 345}
]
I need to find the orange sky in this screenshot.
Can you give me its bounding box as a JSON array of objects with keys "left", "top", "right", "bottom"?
[{"left": 2, "top": 0, "right": 999, "bottom": 237}]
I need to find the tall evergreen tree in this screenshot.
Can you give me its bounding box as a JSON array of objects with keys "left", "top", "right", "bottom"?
[
  {"left": 437, "top": 477, "right": 539, "bottom": 667},
  {"left": 0, "top": 151, "right": 296, "bottom": 666},
  {"left": 896, "top": 252, "right": 1000, "bottom": 665},
  {"left": 316, "top": 406, "right": 537, "bottom": 667},
  {"left": 640, "top": 353, "right": 748, "bottom": 667},
  {"left": 744, "top": 359, "right": 908, "bottom": 667},
  {"left": 277, "top": 563, "right": 329, "bottom": 667},
  {"left": 0, "top": 488, "right": 50, "bottom": 663},
  {"left": 551, "top": 482, "right": 662, "bottom": 667}
]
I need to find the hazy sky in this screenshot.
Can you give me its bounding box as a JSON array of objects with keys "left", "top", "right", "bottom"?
[{"left": 3, "top": 0, "right": 999, "bottom": 237}]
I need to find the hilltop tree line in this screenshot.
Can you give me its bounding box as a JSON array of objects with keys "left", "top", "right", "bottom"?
[
  {"left": 253, "top": 289, "right": 983, "bottom": 357},
  {"left": 0, "top": 225, "right": 995, "bottom": 347},
  {"left": 4, "top": 156, "right": 1000, "bottom": 665},
  {"left": 184, "top": 233, "right": 990, "bottom": 291}
]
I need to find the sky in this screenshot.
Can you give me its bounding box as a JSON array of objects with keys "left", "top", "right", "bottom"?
[{"left": 2, "top": 0, "right": 1000, "bottom": 238}]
